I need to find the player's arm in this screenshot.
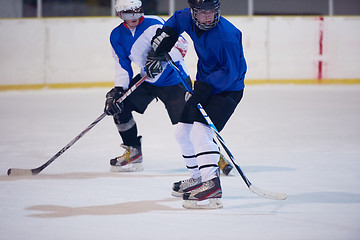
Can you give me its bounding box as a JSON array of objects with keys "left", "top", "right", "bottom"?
[{"left": 145, "top": 10, "right": 188, "bottom": 79}]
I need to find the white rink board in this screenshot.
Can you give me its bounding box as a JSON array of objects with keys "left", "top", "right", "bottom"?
[
  {"left": 0, "top": 19, "right": 46, "bottom": 85},
  {"left": 0, "top": 16, "right": 359, "bottom": 87}
]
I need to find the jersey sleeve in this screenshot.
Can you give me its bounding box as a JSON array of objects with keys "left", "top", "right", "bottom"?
[
  {"left": 110, "top": 27, "right": 133, "bottom": 89},
  {"left": 205, "top": 29, "right": 247, "bottom": 93},
  {"left": 164, "top": 9, "right": 192, "bottom": 35}
]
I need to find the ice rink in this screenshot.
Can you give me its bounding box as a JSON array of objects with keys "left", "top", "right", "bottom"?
[{"left": 0, "top": 84, "right": 359, "bottom": 240}]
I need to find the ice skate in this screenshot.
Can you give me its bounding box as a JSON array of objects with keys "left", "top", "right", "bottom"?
[
  {"left": 110, "top": 144, "right": 143, "bottom": 172},
  {"left": 218, "top": 153, "right": 234, "bottom": 176},
  {"left": 182, "top": 177, "right": 223, "bottom": 209},
  {"left": 172, "top": 176, "right": 202, "bottom": 197}
]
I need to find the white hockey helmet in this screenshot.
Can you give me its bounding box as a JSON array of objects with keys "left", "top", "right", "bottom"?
[{"left": 115, "top": 0, "right": 144, "bottom": 20}]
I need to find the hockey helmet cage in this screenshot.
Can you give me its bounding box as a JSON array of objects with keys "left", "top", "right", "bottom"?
[{"left": 188, "top": 0, "right": 221, "bottom": 31}]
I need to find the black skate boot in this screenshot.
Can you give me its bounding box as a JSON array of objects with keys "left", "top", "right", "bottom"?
[{"left": 218, "top": 153, "right": 233, "bottom": 176}]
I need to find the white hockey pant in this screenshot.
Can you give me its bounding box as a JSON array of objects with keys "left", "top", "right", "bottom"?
[{"left": 175, "top": 122, "right": 219, "bottom": 182}]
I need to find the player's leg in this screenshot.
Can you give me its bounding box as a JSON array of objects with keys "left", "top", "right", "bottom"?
[
  {"left": 110, "top": 75, "right": 155, "bottom": 172},
  {"left": 173, "top": 123, "right": 202, "bottom": 196},
  {"left": 181, "top": 90, "right": 243, "bottom": 209},
  {"left": 182, "top": 121, "right": 223, "bottom": 209}
]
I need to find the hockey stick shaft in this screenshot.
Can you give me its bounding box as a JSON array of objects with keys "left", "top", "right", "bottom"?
[
  {"left": 165, "top": 54, "right": 287, "bottom": 200},
  {"left": 7, "top": 75, "right": 148, "bottom": 176}
]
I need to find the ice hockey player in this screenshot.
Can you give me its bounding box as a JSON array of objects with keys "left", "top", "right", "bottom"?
[
  {"left": 145, "top": 0, "right": 247, "bottom": 209},
  {"left": 105, "top": 0, "right": 189, "bottom": 172},
  {"left": 104, "top": 0, "right": 233, "bottom": 175}
]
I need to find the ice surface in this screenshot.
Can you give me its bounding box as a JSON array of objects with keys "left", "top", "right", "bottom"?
[{"left": 0, "top": 85, "right": 359, "bottom": 240}]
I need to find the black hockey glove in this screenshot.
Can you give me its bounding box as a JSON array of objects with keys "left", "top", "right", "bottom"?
[
  {"left": 104, "top": 87, "right": 125, "bottom": 116},
  {"left": 151, "top": 26, "right": 179, "bottom": 56},
  {"left": 186, "top": 81, "right": 213, "bottom": 107},
  {"left": 145, "top": 49, "right": 165, "bottom": 79}
]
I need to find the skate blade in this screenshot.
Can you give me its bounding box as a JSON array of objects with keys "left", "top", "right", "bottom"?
[
  {"left": 171, "top": 191, "right": 184, "bottom": 198},
  {"left": 182, "top": 198, "right": 223, "bottom": 209},
  {"left": 110, "top": 163, "right": 144, "bottom": 172},
  {"left": 227, "top": 171, "right": 235, "bottom": 176}
]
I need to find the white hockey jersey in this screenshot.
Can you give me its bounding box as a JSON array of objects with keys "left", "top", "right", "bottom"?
[{"left": 110, "top": 15, "right": 188, "bottom": 89}]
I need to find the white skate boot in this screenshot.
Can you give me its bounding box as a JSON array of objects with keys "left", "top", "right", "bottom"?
[
  {"left": 182, "top": 177, "right": 223, "bottom": 209},
  {"left": 110, "top": 144, "right": 143, "bottom": 172},
  {"left": 172, "top": 176, "right": 202, "bottom": 197}
]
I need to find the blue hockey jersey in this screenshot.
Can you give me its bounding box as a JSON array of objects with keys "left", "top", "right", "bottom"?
[
  {"left": 110, "top": 15, "right": 187, "bottom": 88},
  {"left": 164, "top": 8, "right": 247, "bottom": 94}
]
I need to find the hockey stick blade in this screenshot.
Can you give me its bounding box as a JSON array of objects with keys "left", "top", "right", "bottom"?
[
  {"left": 249, "top": 184, "right": 287, "bottom": 200},
  {"left": 7, "top": 168, "right": 33, "bottom": 176}
]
